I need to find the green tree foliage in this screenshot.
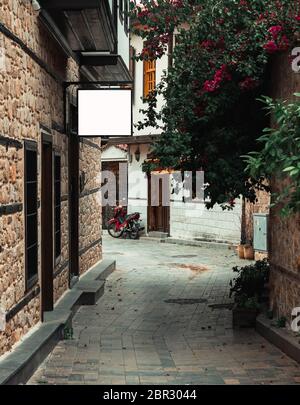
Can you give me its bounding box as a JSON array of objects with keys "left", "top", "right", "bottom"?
[
  {"left": 244, "top": 94, "right": 300, "bottom": 216},
  {"left": 130, "top": 0, "right": 300, "bottom": 208}
]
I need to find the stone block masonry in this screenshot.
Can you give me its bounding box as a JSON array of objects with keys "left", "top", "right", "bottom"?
[
  {"left": 244, "top": 189, "right": 270, "bottom": 245},
  {"left": 268, "top": 52, "right": 300, "bottom": 319},
  {"left": 246, "top": 51, "right": 300, "bottom": 319},
  {"left": 0, "top": 144, "right": 23, "bottom": 205},
  {"left": 0, "top": 1, "right": 102, "bottom": 356}
]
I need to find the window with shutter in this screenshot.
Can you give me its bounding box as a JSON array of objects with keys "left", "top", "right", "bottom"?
[
  {"left": 143, "top": 59, "right": 156, "bottom": 98},
  {"left": 54, "top": 154, "right": 61, "bottom": 261},
  {"left": 24, "top": 141, "right": 38, "bottom": 290}
]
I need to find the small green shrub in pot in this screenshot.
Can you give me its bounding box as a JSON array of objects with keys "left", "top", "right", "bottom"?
[
  {"left": 229, "top": 259, "right": 270, "bottom": 307},
  {"left": 230, "top": 259, "right": 269, "bottom": 328},
  {"left": 235, "top": 294, "right": 261, "bottom": 310}
]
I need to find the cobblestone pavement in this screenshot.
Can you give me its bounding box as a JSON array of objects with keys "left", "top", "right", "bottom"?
[{"left": 28, "top": 236, "right": 300, "bottom": 385}]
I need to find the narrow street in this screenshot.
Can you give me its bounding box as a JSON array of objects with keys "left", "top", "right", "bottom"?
[{"left": 28, "top": 237, "right": 300, "bottom": 385}]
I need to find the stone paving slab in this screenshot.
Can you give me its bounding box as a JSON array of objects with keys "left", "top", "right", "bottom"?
[
  {"left": 28, "top": 237, "right": 300, "bottom": 385},
  {"left": 0, "top": 259, "right": 115, "bottom": 385}
]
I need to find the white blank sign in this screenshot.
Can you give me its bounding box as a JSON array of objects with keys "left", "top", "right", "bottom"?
[{"left": 78, "top": 89, "right": 132, "bottom": 136}]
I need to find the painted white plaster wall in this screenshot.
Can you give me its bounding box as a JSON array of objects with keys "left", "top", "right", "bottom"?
[
  {"left": 107, "top": 0, "right": 130, "bottom": 67},
  {"left": 125, "top": 144, "right": 242, "bottom": 242},
  {"left": 169, "top": 173, "right": 242, "bottom": 243},
  {"left": 170, "top": 200, "right": 242, "bottom": 244},
  {"left": 118, "top": 14, "right": 130, "bottom": 68},
  {"left": 102, "top": 145, "right": 128, "bottom": 162},
  {"left": 131, "top": 35, "right": 168, "bottom": 136},
  {"left": 127, "top": 144, "right": 149, "bottom": 229}
]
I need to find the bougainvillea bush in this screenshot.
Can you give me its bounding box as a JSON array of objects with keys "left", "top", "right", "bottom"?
[{"left": 130, "top": 0, "right": 300, "bottom": 208}]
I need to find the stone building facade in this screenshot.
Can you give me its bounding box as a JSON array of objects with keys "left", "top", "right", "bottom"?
[
  {"left": 244, "top": 51, "right": 300, "bottom": 319},
  {"left": 268, "top": 52, "right": 300, "bottom": 319},
  {"left": 0, "top": 0, "right": 128, "bottom": 356}
]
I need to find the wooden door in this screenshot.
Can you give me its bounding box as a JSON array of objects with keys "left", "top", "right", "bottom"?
[
  {"left": 148, "top": 174, "right": 170, "bottom": 234},
  {"left": 41, "top": 135, "right": 54, "bottom": 317},
  {"left": 101, "top": 161, "right": 128, "bottom": 228}
]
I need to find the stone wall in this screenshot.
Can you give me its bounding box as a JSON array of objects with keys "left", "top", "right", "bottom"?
[
  {"left": 79, "top": 139, "right": 102, "bottom": 275},
  {"left": 0, "top": 144, "right": 23, "bottom": 204},
  {"left": 0, "top": 1, "right": 102, "bottom": 356},
  {"left": 268, "top": 52, "right": 300, "bottom": 319},
  {"left": 243, "top": 52, "right": 300, "bottom": 317},
  {"left": 244, "top": 190, "right": 270, "bottom": 245},
  {"left": 52, "top": 130, "right": 69, "bottom": 304},
  {"left": 0, "top": 1, "right": 69, "bottom": 355},
  {"left": 0, "top": 296, "right": 40, "bottom": 355},
  {"left": 244, "top": 188, "right": 270, "bottom": 261}
]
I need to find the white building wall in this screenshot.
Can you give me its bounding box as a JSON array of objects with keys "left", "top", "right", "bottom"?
[
  {"left": 102, "top": 145, "right": 128, "bottom": 162},
  {"left": 107, "top": 0, "right": 130, "bottom": 67},
  {"left": 170, "top": 201, "right": 242, "bottom": 244},
  {"left": 126, "top": 143, "right": 242, "bottom": 243},
  {"left": 169, "top": 175, "right": 242, "bottom": 243},
  {"left": 127, "top": 144, "right": 149, "bottom": 230},
  {"left": 131, "top": 35, "right": 168, "bottom": 136},
  {"left": 118, "top": 14, "right": 130, "bottom": 67}
]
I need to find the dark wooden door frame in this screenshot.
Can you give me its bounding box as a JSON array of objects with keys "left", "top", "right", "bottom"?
[
  {"left": 68, "top": 131, "right": 79, "bottom": 282},
  {"left": 41, "top": 133, "right": 54, "bottom": 319},
  {"left": 147, "top": 173, "right": 170, "bottom": 234}
]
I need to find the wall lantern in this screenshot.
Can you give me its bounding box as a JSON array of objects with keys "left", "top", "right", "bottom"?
[{"left": 135, "top": 147, "right": 141, "bottom": 162}]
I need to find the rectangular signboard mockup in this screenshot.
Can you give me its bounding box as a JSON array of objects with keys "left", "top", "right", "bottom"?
[{"left": 78, "top": 89, "right": 132, "bottom": 137}]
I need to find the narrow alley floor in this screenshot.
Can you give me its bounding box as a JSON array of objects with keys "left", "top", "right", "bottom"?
[{"left": 28, "top": 236, "right": 300, "bottom": 385}]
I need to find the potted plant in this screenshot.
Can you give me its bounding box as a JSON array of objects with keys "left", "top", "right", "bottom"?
[
  {"left": 237, "top": 213, "right": 246, "bottom": 259},
  {"left": 232, "top": 295, "right": 260, "bottom": 328},
  {"left": 237, "top": 241, "right": 246, "bottom": 259},
  {"left": 243, "top": 239, "right": 254, "bottom": 260},
  {"left": 230, "top": 259, "right": 270, "bottom": 328}
]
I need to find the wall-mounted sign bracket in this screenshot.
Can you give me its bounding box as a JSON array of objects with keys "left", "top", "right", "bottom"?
[{"left": 63, "top": 80, "right": 133, "bottom": 137}]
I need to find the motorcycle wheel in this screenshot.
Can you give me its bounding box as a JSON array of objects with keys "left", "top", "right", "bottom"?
[
  {"left": 107, "top": 223, "right": 123, "bottom": 238},
  {"left": 129, "top": 223, "right": 140, "bottom": 240}
]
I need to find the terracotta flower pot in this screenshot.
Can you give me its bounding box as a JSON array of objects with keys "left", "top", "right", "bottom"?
[
  {"left": 244, "top": 245, "right": 254, "bottom": 260},
  {"left": 237, "top": 244, "right": 245, "bottom": 259}
]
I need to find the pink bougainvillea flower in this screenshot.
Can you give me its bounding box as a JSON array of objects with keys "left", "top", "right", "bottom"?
[
  {"left": 171, "top": 0, "right": 183, "bottom": 8},
  {"left": 203, "top": 80, "right": 218, "bottom": 92},
  {"left": 263, "top": 40, "right": 278, "bottom": 53},
  {"left": 214, "top": 64, "right": 232, "bottom": 82},
  {"left": 278, "top": 35, "right": 290, "bottom": 50},
  {"left": 201, "top": 40, "right": 215, "bottom": 49},
  {"left": 137, "top": 9, "right": 150, "bottom": 19},
  {"left": 203, "top": 65, "right": 231, "bottom": 93},
  {"left": 239, "top": 77, "right": 259, "bottom": 91},
  {"left": 268, "top": 25, "right": 282, "bottom": 39}
]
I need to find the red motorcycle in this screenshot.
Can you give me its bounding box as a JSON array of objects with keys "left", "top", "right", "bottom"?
[{"left": 107, "top": 206, "right": 143, "bottom": 239}]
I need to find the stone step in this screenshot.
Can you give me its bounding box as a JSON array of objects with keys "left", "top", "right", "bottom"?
[
  {"left": 256, "top": 314, "right": 300, "bottom": 365},
  {"left": 165, "top": 237, "right": 236, "bottom": 249},
  {"left": 0, "top": 258, "right": 116, "bottom": 385},
  {"left": 76, "top": 280, "right": 105, "bottom": 305},
  {"left": 147, "top": 231, "right": 169, "bottom": 239}
]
